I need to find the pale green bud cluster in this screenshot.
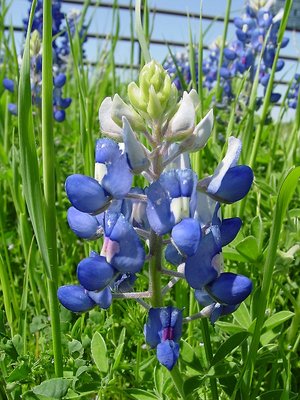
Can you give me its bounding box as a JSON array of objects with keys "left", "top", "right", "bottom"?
[
  {"left": 128, "top": 60, "right": 178, "bottom": 122},
  {"left": 99, "top": 61, "right": 214, "bottom": 160}
]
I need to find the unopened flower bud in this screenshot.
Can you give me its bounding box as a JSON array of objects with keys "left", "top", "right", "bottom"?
[{"left": 128, "top": 60, "right": 178, "bottom": 122}]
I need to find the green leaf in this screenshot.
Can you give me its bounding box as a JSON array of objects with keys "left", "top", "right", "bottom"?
[
  {"left": 154, "top": 365, "right": 164, "bottom": 395},
  {"left": 233, "top": 302, "right": 251, "bottom": 329},
  {"left": 127, "top": 389, "right": 158, "bottom": 399},
  {"left": 251, "top": 215, "right": 264, "bottom": 251},
  {"left": 68, "top": 339, "right": 83, "bottom": 359},
  {"left": 6, "top": 362, "right": 31, "bottom": 383},
  {"left": 259, "top": 389, "right": 298, "bottom": 400},
  {"left": 91, "top": 332, "right": 108, "bottom": 373},
  {"left": 215, "top": 321, "right": 245, "bottom": 334},
  {"left": 183, "top": 376, "right": 204, "bottom": 397},
  {"left": 180, "top": 340, "right": 203, "bottom": 371},
  {"left": 32, "top": 378, "right": 70, "bottom": 399},
  {"left": 236, "top": 236, "right": 259, "bottom": 262},
  {"left": 112, "top": 327, "right": 126, "bottom": 370},
  {"left": 112, "top": 342, "right": 124, "bottom": 371},
  {"left": 260, "top": 330, "right": 280, "bottom": 346},
  {"left": 263, "top": 311, "right": 294, "bottom": 331},
  {"left": 223, "top": 248, "right": 249, "bottom": 262},
  {"left": 211, "top": 332, "right": 249, "bottom": 366},
  {"left": 181, "top": 340, "right": 195, "bottom": 363}
]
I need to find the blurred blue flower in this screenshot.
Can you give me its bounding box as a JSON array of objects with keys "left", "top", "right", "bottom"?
[
  {"left": 3, "top": 0, "right": 87, "bottom": 122},
  {"left": 3, "top": 78, "right": 14, "bottom": 92},
  {"left": 287, "top": 73, "right": 300, "bottom": 109}
]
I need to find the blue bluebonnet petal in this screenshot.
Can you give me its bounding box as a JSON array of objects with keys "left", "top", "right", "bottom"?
[
  {"left": 165, "top": 243, "right": 185, "bottom": 266},
  {"left": 220, "top": 217, "right": 242, "bottom": 246},
  {"left": 194, "top": 288, "right": 214, "bottom": 306},
  {"left": 77, "top": 254, "right": 116, "bottom": 291},
  {"left": 172, "top": 218, "right": 201, "bottom": 256},
  {"left": 144, "top": 308, "right": 163, "bottom": 348},
  {"left": 170, "top": 308, "right": 183, "bottom": 342},
  {"left": 65, "top": 174, "right": 110, "bottom": 214},
  {"left": 3, "top": 78, "right": 14, "bottom": 92},
  {"left": 95, "top": 138, "right": 132, "bottom": 199},
  {"left": 206, "top": 136, "right": 242, "bottom": 195},
  {"left": 102, "top": 155, "right": 132, "bottom": 199},
  {"left": 159, "top": 170, "right": 182, "bottom": 198},
  {"left": 210, "top": 303, "right": 240, "bottom": 324},
  {"left": 147, "top": 169, "right": 198, "bottom": 234},
  {"left": 88, "top": 287, "right": 112, "bottom": 309},
  {"left": 185, "top": 226, "right": 221, "bottom": 289},
  {"left": 57, "top": 285, "right": 95, "bottom": 312},
  {"left": 54, "top": 73, "right": 66, "bottom": 88},
  {"left": 206, "top": 272, "right": 252, "bottom": 305},
  {"left": 113, "top": 273, "right": 137, "bottom": 292},
  {"left": 95, "top": 138, "right": 120, "bottom": 163},
  {"left": 209, "top": 304, "right": 223, "bottom": 324},
  {"left": 67, "top": 207, "right": 102, "bottom": 239},
  {"left": 212, "top": 165, "right": 254, "bottom": 203},
  {"left": 146, "top": 180, "right": 174, "bottom": 235},
  {"left": 156, "top": 340, "right": 180, "bottom": 370},
  {"left": 104, "top": 212, "right": 145, "bottom": 273}
]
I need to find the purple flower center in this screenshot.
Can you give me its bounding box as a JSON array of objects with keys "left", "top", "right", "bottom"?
[{"left": 162, "top": 327, "right": 174, "bottom": 341}]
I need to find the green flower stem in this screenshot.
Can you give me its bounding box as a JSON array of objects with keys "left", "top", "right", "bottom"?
[
  {"left": 42, "top": 0, "right": 63, "bottom": 377},
  {"left": 149, "top": 229, "right": 163, "bottom": 307},
  {"left": 201, "top": 318, "right": 219, "bottom": 400},
  {"left": 169, "top": 365, "right": 185, "bottom": 398}
]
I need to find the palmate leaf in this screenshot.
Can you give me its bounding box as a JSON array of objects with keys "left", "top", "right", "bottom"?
[{"left": 17, "top": 0, "right": 51, "bottom": 279}]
